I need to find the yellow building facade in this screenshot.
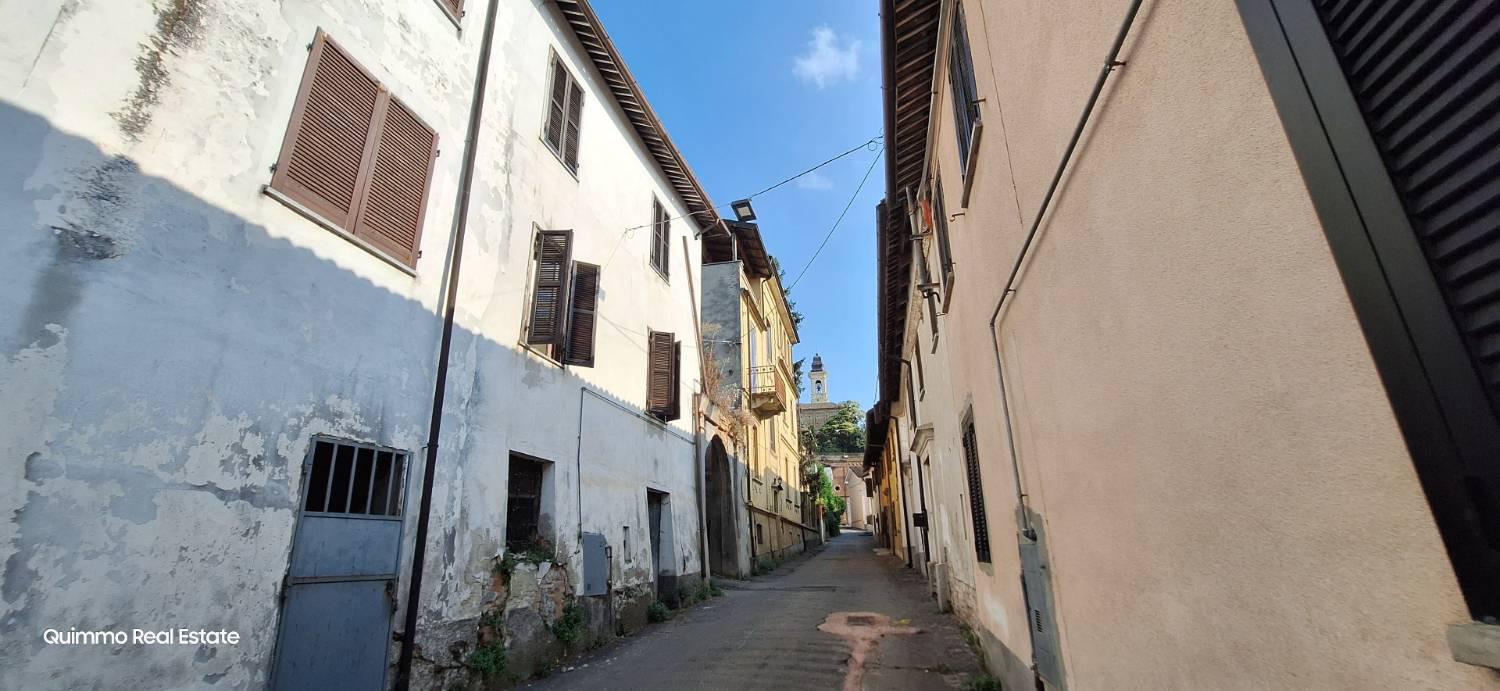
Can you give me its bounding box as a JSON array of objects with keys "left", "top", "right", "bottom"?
[{"left": 741, "top": 270, "right": 808, "bottom": 565}]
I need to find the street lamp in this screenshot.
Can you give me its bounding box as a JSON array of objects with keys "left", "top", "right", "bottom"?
[{"left": 731, "top": 198, "right": 756, "bottom": 223}]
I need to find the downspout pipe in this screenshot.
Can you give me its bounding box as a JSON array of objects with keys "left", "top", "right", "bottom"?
[
  {"left": 987, "top": 0, "right": 1144, "bottom": 539},
  {"left": 394, "top": 1, "right": 501, "bottom": 687}
]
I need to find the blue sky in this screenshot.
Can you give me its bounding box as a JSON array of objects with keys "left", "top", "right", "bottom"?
[{"left": 593, "top": 0, "right": 885, "bottom": 410}]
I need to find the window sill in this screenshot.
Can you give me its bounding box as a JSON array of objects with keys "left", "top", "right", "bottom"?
[
  {"left": 959, "top": 120, "right": 983, "bottom": 208},
  {"left": 262, "top": 186, "right": 417, "bottom": 277},
  {"left": 520, "top": 342, "right": 565, "bottom": 368},
  {"left": 651, "top": 264, "right": 671, "bottom": 284},
  {"left": 539, "top": 134, "right": 580, "bottom": 181},
  {"left": 1448, "top": 622, "right": 1500, "bottom": 670}
]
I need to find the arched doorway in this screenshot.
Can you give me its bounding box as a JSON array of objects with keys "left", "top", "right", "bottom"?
[{"left": 705, "top": 435, "right": 737, "bottom": 576}]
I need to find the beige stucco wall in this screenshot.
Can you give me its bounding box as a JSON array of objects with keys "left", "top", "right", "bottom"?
[{"left": 901, "top": 0, "right": 1496, "bottom": 689}]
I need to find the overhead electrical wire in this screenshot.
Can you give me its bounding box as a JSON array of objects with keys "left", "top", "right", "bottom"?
[{"left": 786, "top": 145, "right": 884, "bottom": 291}]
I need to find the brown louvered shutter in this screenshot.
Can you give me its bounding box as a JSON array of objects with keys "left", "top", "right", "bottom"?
[
  {"left": 527, "top": 230, "right": 573, "bottom": 345},
  {"left": 646, "top": 330, "right": 675, "bottom": 417},
  {"left": 441, "top": 0, "right": 464, "bottom": 19},
  {"left": 545, "top": 58, "right": 568, "bottom": 153},
  {"left": 665, "top": 340, "right": 682, "bottom": 421},
  {"left": 271, "top": 32, "right": 382, "bottom": 230},
  {"left": 563, "top": 78, "right": 584, "bottom": 171},
  {"left": 961, "top": 418, "right": 991, "bottom": 563},
  {"left": 352, "top": 98, "right": 437, "bottom": 268},
  {"left": 564, "top": 262, "right": 599, "bottom": 367}
]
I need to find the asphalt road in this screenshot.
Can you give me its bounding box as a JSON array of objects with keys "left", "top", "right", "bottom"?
[{"left": 522, "top": 531, "right": 985, "bottom": 691}]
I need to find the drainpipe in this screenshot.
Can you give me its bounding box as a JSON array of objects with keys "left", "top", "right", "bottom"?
[
  {"left": 894, "top": 421, "right": 913, "bottom": 568},
  {"left": 393, "top": 0, "right": 501, "bottom": 687},
  {"left": 986, "top": 0, "right": 1143, "bottom": 540}
]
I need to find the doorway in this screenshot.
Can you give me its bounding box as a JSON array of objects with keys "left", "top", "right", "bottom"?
[{"left": 271, "top": 438, "right": 409, "bottom": 691}]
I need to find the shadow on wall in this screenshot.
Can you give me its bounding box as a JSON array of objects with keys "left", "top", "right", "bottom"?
[{"left": 0, "top": 101, "right": 692, "bottom": 690}]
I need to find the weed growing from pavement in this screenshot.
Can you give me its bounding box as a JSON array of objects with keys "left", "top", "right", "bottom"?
[
  {"left": 963, "top": 675, "right": 1002, "bottom": 691},
  {"left": 647, "top": 601, "right": 672, "bottom": 623}
]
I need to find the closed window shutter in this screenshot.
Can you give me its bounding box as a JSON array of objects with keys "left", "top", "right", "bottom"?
[
  {"left": 932, "top": 182, "right": 955, "bottom": 297},
  {"left": 527, "top": 230, "right": 573, "bottom": 346},
  {"left": 271, "top": 33, "right": 382, "bottom": 230},
  {"left": 442, "top": 0, "right": 464, "bottom": 18},
  {"left": 352, "top": 98, "right": 438, "bottom": 268},
  {"left": 1314, "top": 0, "right": 1500, "bottom": 577},
  {"left": 962, "top": 419, "right": 991, "bottom": 562},
  {"left": 948, "top": 2, "right": 981, "bottom": 172},
  {"left": 666, "top": 340, "right": 682, "bottom": 421},
  {"left": 646, "top": 330, "right": 675, "bottom": 417},
  {"left": 564, "top": 79, "right": 584, "bottom": 171},
  {"left": 545, "top": 59, "right": 568, "bottom": 153},
  {"left": 651, "top": 199, "right": 670, "bottom": 275},
  {"left": 565, "top": 262, "right": 600, "bottom": 367}
]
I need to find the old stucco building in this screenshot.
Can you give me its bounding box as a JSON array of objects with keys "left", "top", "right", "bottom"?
[
  {"left": 870, "top": 0, "right": 1500, "bottom": 689},
  {"left": 1, "top": 0, "right": 720, "bottom": 688},
  {"left": 701, "top": 219, "right": 812, "bottom": 574}
]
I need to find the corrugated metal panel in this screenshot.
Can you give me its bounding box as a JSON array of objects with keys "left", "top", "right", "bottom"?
[
  {"left": 1313, "top": 0, "right": 1500, "bottom": 550},
  {"left": 582, "top": 532, "right": 608, "bottom": 596}
]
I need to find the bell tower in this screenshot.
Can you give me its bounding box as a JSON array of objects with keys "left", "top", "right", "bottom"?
[{"left": 809, "top": 354, "right": 828, "bottom": 403}]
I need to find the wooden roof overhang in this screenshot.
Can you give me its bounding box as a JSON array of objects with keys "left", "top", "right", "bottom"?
[
  {"left": 703, "top": 220, "right": 773, "bottom": 280},
  {"left": 876, "top": 0, "right": 940, "bottom": 403},
  {"left": 552, "top": 0, "right": 720, "bottom": 232}
]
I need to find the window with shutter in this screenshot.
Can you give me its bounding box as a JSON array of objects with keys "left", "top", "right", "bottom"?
[
  {"left": 931, "top": 180, "right": 955, "bottom": 307},
  {"left": 527, "top": 230, "right": 573, "bottom": 346},
  {"left": 434, "top": 0, "right": 464, "bottom": 22},
  {"left": 270, "top": 31, "right": 437, "bottom": 270},
  {"left": 564, "top": 262, "right": 599, "bottom": 367},
  {"left": 543, "top": 53, "right": 584, "bottom": 174},
  {"left": 650, "top": 198, "right": 671, "bottom": 277},
  {"left": 646, "top": 330, "right": 677, "bottom": 420},
  {"left": 961, "top": 415, "right": 991, "bottom": 563},
  {"left": 948, "top": 2, "right": 981, "bottom": 176}
]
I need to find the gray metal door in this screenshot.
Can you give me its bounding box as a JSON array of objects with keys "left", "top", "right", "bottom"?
[
  {"left": 647, "top": 492, "right": 664, "bottom": 579},
  {"left": 1020, "top": 538, "right": 1063, "bottom": 688},
  {"left": 272, "top": 439, "right": 409, "bottom": 691}
]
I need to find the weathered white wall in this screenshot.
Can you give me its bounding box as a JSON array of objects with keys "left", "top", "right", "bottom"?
[
  {"left": 893, "top": 0, "right": 1496, "bottom": 689},
  {"left": 0, "top": 0, "right": 704, "bottom": 688}
]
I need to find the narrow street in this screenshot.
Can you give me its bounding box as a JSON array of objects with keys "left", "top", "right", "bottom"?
[{"left": 523, "top": 532, "right": 984, "bottom": 691}]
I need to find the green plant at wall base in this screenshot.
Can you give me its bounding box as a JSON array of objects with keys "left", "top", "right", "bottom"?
[
  {"left": 963, "top": 675, "right": 1002, "bottom": 691},
  {"left": 709, "top": 582, "right": 724, "bottom": 598},
  {"left": 550, "top": 603, "right": 584, "bottom": 646},
  {"left": 647, "top": 601, "right": 672, "bottom": 623},
  {"left": 468, "top": 641, "right": 508, "bottom": 682}
]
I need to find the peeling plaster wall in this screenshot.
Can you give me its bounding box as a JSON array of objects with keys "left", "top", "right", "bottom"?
[{"left": 1, "top": 1, "right": 704, "bottom": 689}]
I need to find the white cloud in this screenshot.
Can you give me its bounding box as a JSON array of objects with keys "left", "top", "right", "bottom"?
[
  {"left": 796, "top": 170, "right": 834, "bottom": 191},
  {"left": 793, "top": 26, "right": 861, "bottom": 89}
]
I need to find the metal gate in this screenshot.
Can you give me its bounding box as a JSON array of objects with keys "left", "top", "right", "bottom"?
[{"left": 271, "top": 438, "right": 409, "bottom": 691}]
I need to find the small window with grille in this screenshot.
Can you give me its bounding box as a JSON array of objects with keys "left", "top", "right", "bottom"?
[{"left": 303, "top": 438, "right": 408, "bottom": 517}]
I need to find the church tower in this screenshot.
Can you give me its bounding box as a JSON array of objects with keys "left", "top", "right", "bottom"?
[{"left": 810, "top": 353, "right": 829, "bottom": 403}]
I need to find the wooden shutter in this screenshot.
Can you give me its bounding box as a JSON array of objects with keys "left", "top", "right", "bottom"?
[
  {"left": 564, "top": 262, "right": 600, "bottom": 367},
  {"left": 271, "top": 32, "right": 382, "bottom": 230},
  {"left": 646, "top": 330, "right": 675, "bottom": 417},
  {"left": 545, "top": 57, "right": 568, "bottom": 153},
  {"left": 651, "top": 198, "right": 670, "bottom": 275},
  {"left": 931, "top": 181, "right": 955, "bottom": 300},
  {"left": 961, "top": 418, "right": 991, "bottom": 563},
  {"left": 1311, "top": 0, "right": 1500, "bottom": 597},
  {"left": 948, "top": 2, "right": 981, "bottom": 172},
  {"left": 527, "top": 230, "right": 573, "bottom": 345},
  {"left": 440, "top": 0, "right": 464, "bottom": 19},
  {"left": 352, "top": 98, "right": 437, "bottom": 268},
  {"left": 563, "top": 78, "right": 584, "bottom": 171},
  {"left": 665, "top": 340, "right": 682, "bottom": 421}
]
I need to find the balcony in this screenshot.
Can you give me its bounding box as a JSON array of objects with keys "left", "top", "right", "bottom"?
[{"left": 746, "top": 365, "right": 788, "bottom": 418}]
